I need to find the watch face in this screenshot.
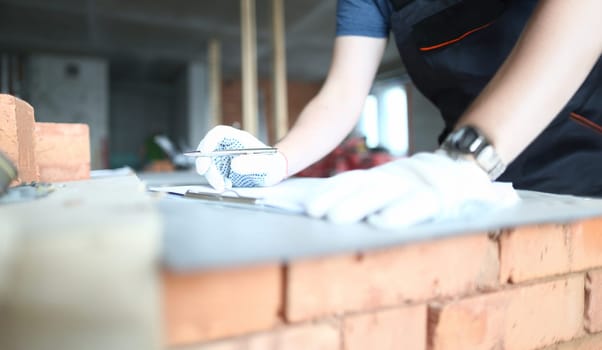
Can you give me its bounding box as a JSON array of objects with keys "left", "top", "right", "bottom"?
[{"left": 453, "top": 127, "right": 480, "bottom": 153}]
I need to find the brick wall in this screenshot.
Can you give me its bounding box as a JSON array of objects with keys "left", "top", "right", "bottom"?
[
  {"left": 164, "top": 218, "right": 602, "bottom": 350},
  {"left": 0, "top": 94, "right": 91, "bottom": 183},
  {"left": 221, "top": 79, "right": 321, "bottom": 144}
]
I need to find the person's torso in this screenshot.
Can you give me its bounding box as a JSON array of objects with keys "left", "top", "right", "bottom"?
[{"left": 387, "top": 0, "right": 602, "bottom": 196}]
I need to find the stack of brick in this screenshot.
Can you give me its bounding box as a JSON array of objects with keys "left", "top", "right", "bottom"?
[
  {"left": 0, "top": 94, "right": 38, "bottom": 184},
  {"left": 0, "top": 94, "right": 90, "bottom": 183},
  {"left": 164, "top": 218, "right": 602, "bottom": 350}
]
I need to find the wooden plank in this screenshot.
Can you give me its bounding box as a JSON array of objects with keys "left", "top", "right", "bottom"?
[
  {"left": 208, "top": 39, "right": 222, "bottom": 128},
  {"left": 240, "top": 0, "right": 258, "bottom": 136}
]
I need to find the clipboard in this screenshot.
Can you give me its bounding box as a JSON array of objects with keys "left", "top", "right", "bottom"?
[{"left": 148, "top": 178, "right": 324, "bottom": 215}]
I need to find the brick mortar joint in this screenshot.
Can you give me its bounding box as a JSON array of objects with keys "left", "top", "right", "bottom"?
[
  {"left": 584, "top": 271, "right": 594, "bottom": 333},
  {"left": 535, "top": 333, "right": 602, "bottom": 350},
  {"left": 426, "top": 304, "right": 442, "bottom": 350},
  {"left": 495, "top": 222, "right": 589, "bottom": 285},
  {"left": 285, "top": 272, "right": 591, "bottom": 325},
  {"left": 196, "top": 318, "right": 343, "bottom": 346},
  {"left": 561, "top": 223, "right": 575, "bottom": 270},
  {"left": 506, "top": 271, "right": 587, "bottom": 289},
  {"left": 487, "top": 228, "right": 506, "bottom": 240},
  {"left": 282, "top": 272, "right": 589, "bottom": 329},
  {"left": 428, "top": 272, "right": 586, "bottom": 308}
]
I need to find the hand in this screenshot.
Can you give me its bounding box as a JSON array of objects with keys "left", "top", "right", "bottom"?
[
  {"left": 303, "top": 152, "right": 518, "bottom": 228},
  {"left": 195, "top": 126, "right": 288, "bottom": 191}
]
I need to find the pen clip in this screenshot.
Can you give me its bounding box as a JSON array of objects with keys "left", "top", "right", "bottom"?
[{"left": 184, "top": 189, "right": 258, "bottom": 205}]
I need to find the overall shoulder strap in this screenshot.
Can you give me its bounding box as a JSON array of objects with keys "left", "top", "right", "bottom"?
[{"left": 389, "top": 0, "right": 416, "bottom": 11}]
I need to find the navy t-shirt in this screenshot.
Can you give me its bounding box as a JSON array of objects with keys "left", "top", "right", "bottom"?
[{"left": 336, "top": 0, "right": 394, "bottom": 38}]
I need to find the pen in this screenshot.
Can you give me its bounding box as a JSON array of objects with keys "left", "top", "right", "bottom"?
[
  {"left": 183, "top": 147, "right": 278, "bottom": 157},
  {"left": 184, "top": 190, "right": 259, "bottom": 205}
]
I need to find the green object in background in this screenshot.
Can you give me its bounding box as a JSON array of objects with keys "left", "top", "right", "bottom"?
[
  {"left": 0, "top": 152, "right": 17, "bottom": 195},
  {"left": 144, "top": 136, "right": 169, "bottom": 162}
]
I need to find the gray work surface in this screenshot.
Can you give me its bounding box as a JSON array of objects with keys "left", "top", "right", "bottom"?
[{"left": 155, "top": 179, "right": 602, "bottom": 271}]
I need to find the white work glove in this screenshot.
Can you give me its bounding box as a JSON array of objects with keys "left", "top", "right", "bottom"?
[
  {"left": 195, "top": 125, "right": 288, "bottom": 192},
  {"left": 304, "top": 151, "right": 519, "bottom": 228}
]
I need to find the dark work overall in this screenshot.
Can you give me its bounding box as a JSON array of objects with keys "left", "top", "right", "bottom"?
[{"left": 388, "top": 0, "right": 602, "bottom": 196}]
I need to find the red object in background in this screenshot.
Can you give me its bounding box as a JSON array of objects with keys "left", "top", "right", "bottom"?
[{"left": 296, "top": 137, "right": 397, "bottom": 178}]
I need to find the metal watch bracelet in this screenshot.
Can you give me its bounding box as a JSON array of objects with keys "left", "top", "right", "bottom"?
[{"left": 439, "top": 125, "right": 506, "bottom": 180}]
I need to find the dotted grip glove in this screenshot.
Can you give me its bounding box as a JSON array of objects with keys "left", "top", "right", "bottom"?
[
  {"left": 195, "top": 125, "right": 288, "bottom": 192},
  {"left": 303, "top": 151, "right": 519, "bottom": 228}
]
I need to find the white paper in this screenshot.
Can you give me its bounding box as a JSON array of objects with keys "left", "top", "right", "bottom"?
[
  {"left": 150, "top": 178, "right": 521, "bottom": 215},
  {"left": 150, "top": 177, "right": 326, "bottom": 213}
]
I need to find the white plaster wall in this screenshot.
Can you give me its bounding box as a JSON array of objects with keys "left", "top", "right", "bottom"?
[{"left": 27, "top": 55, "right": 109, "bottom": 169}]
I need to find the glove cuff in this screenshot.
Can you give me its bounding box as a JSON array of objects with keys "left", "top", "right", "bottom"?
[{"left": 277, "top": 150, "right": 290, "bottom": 178}]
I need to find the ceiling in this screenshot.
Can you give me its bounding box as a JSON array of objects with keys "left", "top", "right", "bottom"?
[{"left": 0, "top": 0, "right": 402, "bottom": 82}]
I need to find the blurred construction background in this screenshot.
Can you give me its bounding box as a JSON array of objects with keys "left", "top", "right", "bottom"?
[{"left": 0, "top": 0, "right": 442, "bottom": 174}]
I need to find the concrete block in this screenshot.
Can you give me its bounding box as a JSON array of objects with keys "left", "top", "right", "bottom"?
[
  {"left": 0, "top": 213, "right": 20, "bottom": 301},
  {"left": 0, "top": 175, "right": 162, "bottom": 350}
]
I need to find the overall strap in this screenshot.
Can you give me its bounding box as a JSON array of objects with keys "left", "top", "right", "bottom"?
[{"left": 389, "top": 0, "right": 416, "bottom": 11}]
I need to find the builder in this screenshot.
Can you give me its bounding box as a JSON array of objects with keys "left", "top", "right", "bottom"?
[{"left": 195, "top": 0, "right": 602, "bottom": 226}]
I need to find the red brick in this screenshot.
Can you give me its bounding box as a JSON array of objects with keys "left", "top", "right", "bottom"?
[
  {"left": 343, "top": 305, "right": 427, "bottom": 350},
  {"left": 34, "top": 122, "right": 90, "bottom": 182},
  {"left": 499, "top": 219, "right": 602, "bottom": 284},
  {"left": 0, "top": 94, "right": 39, "bottom": 183},
  {"left": 499, "top": 225, "right": 570, "bottom": 283},
  {"left": 429, "top": 275, "right": 584, "bottom": 350},
  {"left": 0, "top": 95, "right": 18, "bottom": 164},
  {"left": 286, "top": 234, "right": 498, "bottom": 322},
  {"left": 163, "top": 265, "right": 282, "bottom": 346},
  {"left": 221, "top": 80, "right": 320, "bottom": 144},
  {"left": 191, "top": 323, "right": 340, "bottom": 350},
  {"left": 585, "top": 269, "right": 602, "bottom": 333},
  {"left": 541, "top": 333, "right": 602, "bottom": 350},
  {"left": 571, "top": 218, "right": 602, "bottom": 271}
]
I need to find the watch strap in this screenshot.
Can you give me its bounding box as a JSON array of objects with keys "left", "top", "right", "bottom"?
[{"left": 440, "top": 126, "right": 506, "bottom": 180}]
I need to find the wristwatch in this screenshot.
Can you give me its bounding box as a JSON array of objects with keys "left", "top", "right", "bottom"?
[{"left": 439, "top": 125, "right": 506, "bottom": 180}]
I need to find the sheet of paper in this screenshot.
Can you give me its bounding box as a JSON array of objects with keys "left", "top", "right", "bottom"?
[
  {"left": 150, "top": 175, "right": 602, "bottom": 230},
  {"left": 149, "top": 177, "right": 521, "bottom": 216},
  {"left": 149, "top": 177, "right": 326, "bottom": 213}
]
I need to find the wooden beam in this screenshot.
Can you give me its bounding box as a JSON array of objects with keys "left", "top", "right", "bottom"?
[
  {"left": 272, "top": 0, "right": 288, "bottom": 142},
  {"left": 240, "top": 0, "right": 258, "bottom": 136},
  {"left": 208, "top": 39, "right": 222, "bottom": 127}
]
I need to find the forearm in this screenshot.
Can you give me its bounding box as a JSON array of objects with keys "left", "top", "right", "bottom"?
[
  {"left": 275, "top": 91, "right": 364, "bottom": 175},
  {"left": 275, "top": 36, "right": 387, "bottom": 175},
  {"left": 458, "top": 0, "right": 602, "bottom": 164}
]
